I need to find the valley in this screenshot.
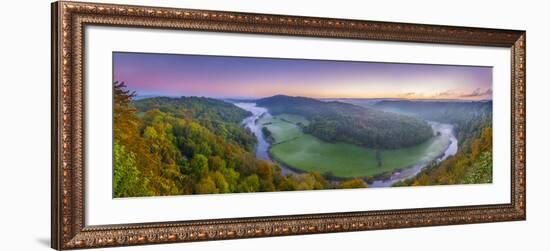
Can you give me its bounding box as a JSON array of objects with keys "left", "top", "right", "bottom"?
[{"left": 236, "top": 100, "right": 456, "bottom": 185}]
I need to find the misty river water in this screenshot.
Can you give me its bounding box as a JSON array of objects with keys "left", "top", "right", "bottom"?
[
  {"left": 234, "top": 102, "right": 458, "bottom": 187},
  {"left": 234, "top": 102, "right": 298, "bottom": 176}
]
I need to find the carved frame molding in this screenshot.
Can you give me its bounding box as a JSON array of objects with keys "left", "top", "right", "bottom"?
[{"left": 51, "top": 1, "right": 526, "bottom": 249}]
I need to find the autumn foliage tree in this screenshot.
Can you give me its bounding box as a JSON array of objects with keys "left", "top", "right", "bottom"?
[
  {"left": 113, "top": 82, "right": 367, "bottom": 197},
  {"left": 396, "top": 126, "right": 493, "bottom": 187}
]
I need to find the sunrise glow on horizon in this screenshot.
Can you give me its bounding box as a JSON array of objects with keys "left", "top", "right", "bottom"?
[{"left": 113, "top": 52, "right": 493, "bottom": 100}]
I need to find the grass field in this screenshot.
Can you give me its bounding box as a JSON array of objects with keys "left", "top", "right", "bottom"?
[{"left": 262, "top": 114, "right": 450, "bottom": 178}]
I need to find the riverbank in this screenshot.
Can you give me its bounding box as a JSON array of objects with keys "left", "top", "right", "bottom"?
[
  {"left": 234, "top": 102, "right": 458, "bottom": 187},
  {"left": 368, "top": 122, "right": 458, "bottom": 187}
]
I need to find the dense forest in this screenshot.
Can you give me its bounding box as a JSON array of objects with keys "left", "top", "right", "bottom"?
[
  {"left": 114, "top": 81, "right": 492, "bottom": 195},
  {"left": 256, "top": 95, "right": 434, "bottom": 149},
  {"left": 376, "top": 101, "right": 494, "bottom": 186},
  {"left": 113, "top": 82, "right": 366, "bottom": 197}
]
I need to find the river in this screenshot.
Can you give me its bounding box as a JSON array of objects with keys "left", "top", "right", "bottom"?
[
  {"left": 368, "top": 122, "right": 458, "bottom": 187},
  {"left": 234, "top": 102, "right": 458, "bottom": 186},
  {"left": 234, "top": 103, "right": 272, "bottom": 160},
  {"left": 234, "top": 102, "right": 299, "bottom": 176}
]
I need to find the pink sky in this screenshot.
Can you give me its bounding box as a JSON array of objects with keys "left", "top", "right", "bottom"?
[{"left": 114, "top": 52, "right": 493, "bottom": 100}]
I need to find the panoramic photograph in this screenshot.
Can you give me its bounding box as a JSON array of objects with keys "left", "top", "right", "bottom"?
[{"left": 112, "top": 52, "right": 493, "bottom": 198}]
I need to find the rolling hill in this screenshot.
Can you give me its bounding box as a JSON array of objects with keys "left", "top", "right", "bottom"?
[{"left": 256, "top": 95, "right": 434, "bottom": 149}]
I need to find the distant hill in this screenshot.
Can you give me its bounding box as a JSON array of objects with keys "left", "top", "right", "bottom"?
[
  {"left": 256, "top": 95, "right": 434, "bottom": 149},
  {"left": 373, "top": 100, "right": 492, "bottom": 122}
]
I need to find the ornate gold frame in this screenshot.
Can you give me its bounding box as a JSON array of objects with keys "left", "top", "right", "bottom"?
[{"left": 51, "top": 1, "right": 526, "bottom": 249}]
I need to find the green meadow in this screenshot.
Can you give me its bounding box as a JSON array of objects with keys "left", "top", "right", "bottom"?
[{"left": 260, "top": 114, "right": 450, "bottom": 179}]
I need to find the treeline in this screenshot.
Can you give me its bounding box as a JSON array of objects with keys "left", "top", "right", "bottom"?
[
  {"left": 113, "top": 82, "right": 366, "bottom": 197},
  {"left": 133, "top": 96, "right": 256, "bottom": 152},
  {"left": 256, "top": 95, "right": 433, "bottom": 149}
]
